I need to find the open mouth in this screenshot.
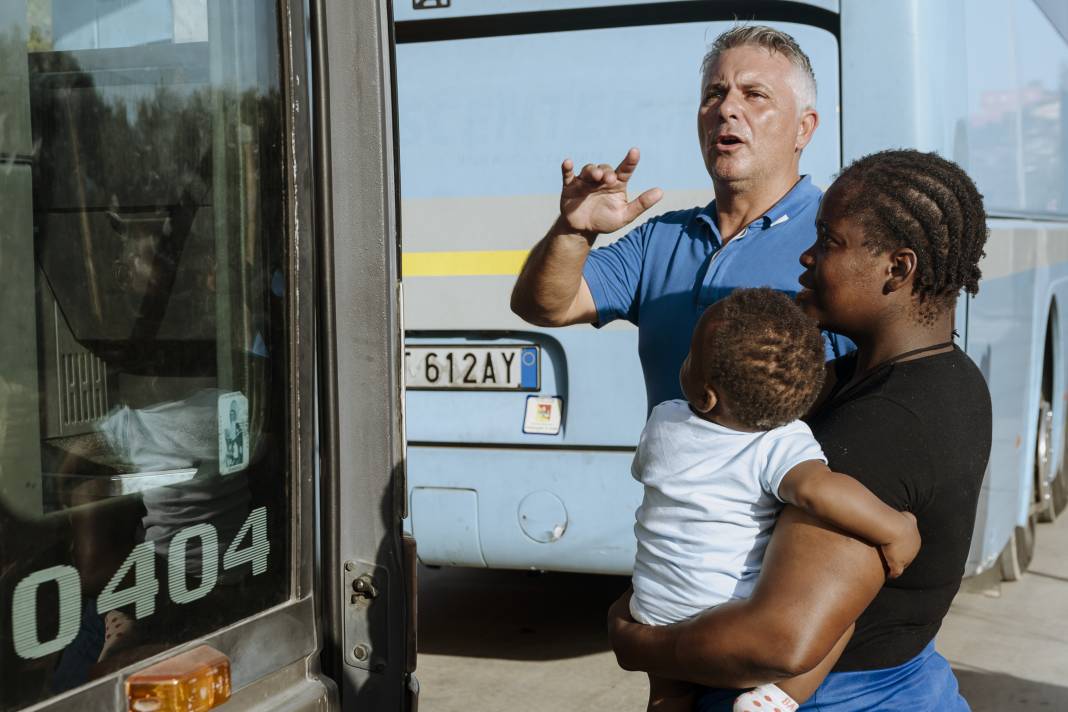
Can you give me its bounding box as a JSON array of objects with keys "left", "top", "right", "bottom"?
[{"left": 715, "top": 134, "right": 744, "bottom": 149}]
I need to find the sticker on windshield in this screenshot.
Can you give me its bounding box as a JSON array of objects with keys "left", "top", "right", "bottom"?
[{"left": 218, "top": 392, "right": 249, "bottom": 475}]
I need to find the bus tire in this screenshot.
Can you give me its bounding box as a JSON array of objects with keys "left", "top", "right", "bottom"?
[
  {"left": 1052, "top": 463, "right": 1068, "bottom": 517},
  {"left": 1051, "top": 392, "right": 1068, "bottom": 516},
  {"left": 999, "top": 517, "right": 1036, "bottom": 582},
  {"left": 1036, "top": 397, "right": 1057, "bottom": 523}
]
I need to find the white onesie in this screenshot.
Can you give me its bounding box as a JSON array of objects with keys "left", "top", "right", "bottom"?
[{"left": 629, "top": 398, "right": 826, "bottom": 626}]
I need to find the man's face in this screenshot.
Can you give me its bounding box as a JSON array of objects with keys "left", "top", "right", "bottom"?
[{"left": 697, "top": 45, "right": 815, "bottom": 186}]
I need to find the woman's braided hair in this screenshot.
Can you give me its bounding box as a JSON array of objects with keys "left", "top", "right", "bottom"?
[
  {"left": 701, "top": 288, "right": 826, "bottom": 430},
  {"left": 835, "top": 149, "right": 989, "bottom": 321}
]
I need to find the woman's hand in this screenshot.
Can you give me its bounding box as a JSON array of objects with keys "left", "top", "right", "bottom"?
[
  {"left": 607, "top": 587, "right": 658, "bottom": 671},
  {"left": 606, "top": 587, "right": 633, "bottom": 635},
  {"left": 646, "top": 673, "right": 697, "bottom": 711},
  {"left": 608, "top": 508, "right": 886, "bottom": 689},
  {"left": 618, "top": 506, "right": 885, "bottom": 689}
]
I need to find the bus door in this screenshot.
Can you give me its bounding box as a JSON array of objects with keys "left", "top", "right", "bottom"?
[
  {"left": 0, "top": 0, "right": 408, "bottom": 710},
  {"left": 314, "top": 0, "right": 416, "bottom": 710}
]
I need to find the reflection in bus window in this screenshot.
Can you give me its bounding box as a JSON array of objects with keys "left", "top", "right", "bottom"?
[{"left": 0, "top": 2, "right": 291, "bottom": 709}]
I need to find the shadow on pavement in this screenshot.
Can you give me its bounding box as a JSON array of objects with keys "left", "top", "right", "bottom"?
[
  {"left": 417, "top": 565, "right": 631, "bottom": 660},
  {"left": 955, "top": 668, "right": 1068, "bottom": 710},
  {"left": 1026, "top": 568, "right": 1068, "bottom": 584},
  {"left": 418, "top": 564, "right": 1068, "bottom": 706}
]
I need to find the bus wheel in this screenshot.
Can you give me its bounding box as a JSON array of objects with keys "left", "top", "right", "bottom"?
[
  {"left": 1036, "top": 397, "right": 1057, "bottom": 523},
  {"left": 999, "top": 516, "right": 1036, "bottom": 582},
  {"left": 1052, "top": 461, "right": 1068, "bottom": 518},
  {"left": 1050, "top": 394, "right": 1068, "bottom": 516},
  {"left": 1002, "top": 394, "right": 1051, "bottom": 580}
]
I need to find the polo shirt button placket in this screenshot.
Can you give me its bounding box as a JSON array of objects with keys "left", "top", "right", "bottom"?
[{"left": 698, "top": 226, "right": 745, "bottom": 306}]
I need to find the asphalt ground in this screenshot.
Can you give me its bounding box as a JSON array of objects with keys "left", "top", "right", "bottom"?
[{"left": 415, "top": 511, "right": 1068, "bottom": 711}]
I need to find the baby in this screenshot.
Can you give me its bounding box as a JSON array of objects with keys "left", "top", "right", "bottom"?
[{"left": 628, "top": 288, "right": 920, "bottom": 712}]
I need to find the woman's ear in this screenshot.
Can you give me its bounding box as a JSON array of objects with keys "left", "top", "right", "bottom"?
[{"left": 883, "top": 248, "right": 917, "bottom": 294}]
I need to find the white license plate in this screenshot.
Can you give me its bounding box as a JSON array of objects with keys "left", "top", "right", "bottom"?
[{"left": 405, "top": 345, "right": 539, "bottom": 390}]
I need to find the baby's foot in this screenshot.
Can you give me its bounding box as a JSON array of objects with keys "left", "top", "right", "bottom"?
[{"left": 732, "top": 683, "right": 799, "bottom": 712}]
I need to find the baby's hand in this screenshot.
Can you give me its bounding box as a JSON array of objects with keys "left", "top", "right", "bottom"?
[{"left": 880, "top": 511, "right": 921, "bottom": 578}]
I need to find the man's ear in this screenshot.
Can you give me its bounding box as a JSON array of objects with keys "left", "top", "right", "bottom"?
[
  {"left": 796, "top": 109, "right": 819, "bottom": 152},
  {"left": 884, "top": 248, "right": 917, "bottom": 294}
]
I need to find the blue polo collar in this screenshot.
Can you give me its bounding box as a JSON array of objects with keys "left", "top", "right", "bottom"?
[{"left": 695, "top": 175, "right": 821, "bottom": 241}]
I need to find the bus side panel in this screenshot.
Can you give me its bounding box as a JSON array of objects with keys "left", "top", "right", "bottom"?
[
  {"left": 964, "top": 224, "right": 1068, "bottom": 571},
  {"left": 840, "top": 0, "right": 969, "bottom": 164},
  {"left": 405, "top": 445, "right": 642, "bottom": 574},
  {"left": 842, "top": 0, "right": 1068, "bottom": 574}
]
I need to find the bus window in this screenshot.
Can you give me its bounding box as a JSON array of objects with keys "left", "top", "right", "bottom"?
[{"left": 0, "top": 1, "right": 291, "bottom": 708}]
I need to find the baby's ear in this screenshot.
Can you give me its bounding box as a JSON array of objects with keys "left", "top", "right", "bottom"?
[
  {"left": 705, "top": 386, "right": 719, "bottom": 412},
  {"left": 693, "top": 385, "right": 718, "bottom": 414}
]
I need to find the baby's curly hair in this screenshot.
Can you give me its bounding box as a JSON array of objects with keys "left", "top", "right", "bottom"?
[{"left": 700, "top": 288, "right": 826, "bottom": 429}]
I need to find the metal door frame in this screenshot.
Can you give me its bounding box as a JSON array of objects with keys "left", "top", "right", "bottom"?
[{"left": 312, "top": 0, "right": 413, "bottom": 709}]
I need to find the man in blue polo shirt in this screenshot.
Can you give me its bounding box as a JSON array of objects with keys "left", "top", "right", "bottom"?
[{"left": 511, "top": 25, "right": 850, "bottom": 411}]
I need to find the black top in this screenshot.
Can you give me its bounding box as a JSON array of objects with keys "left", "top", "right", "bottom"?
[{"left": 805, "top": 345, "right": 992, "bottom": 671}]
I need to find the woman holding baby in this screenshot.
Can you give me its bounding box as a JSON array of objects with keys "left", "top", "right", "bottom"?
[{"left": 609, "top": 148, "right": 993, "bottom": 711}]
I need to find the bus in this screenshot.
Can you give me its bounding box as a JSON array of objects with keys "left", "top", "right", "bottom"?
[
  {"left": 0, "top": 1, "right": 412, "bottom": 711},
  {"left": 397, "top": 0, "right": 1068, "bottom": 584}
]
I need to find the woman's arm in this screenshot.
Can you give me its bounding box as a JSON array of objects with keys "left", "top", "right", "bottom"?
[
  {"left": 778, "top": 461, "right": 920, "bottom": 577},
  {"left": 608, "top": 505, "right": 886, "bottom": 688}
]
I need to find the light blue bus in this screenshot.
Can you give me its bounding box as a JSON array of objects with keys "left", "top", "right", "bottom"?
[{"left": 397, "top": 0, "right": 1068, "bottom": 582}]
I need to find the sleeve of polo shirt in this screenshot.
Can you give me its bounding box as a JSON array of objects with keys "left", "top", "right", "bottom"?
[{"left": 582, "top": 221, "right": 649, "bottom": 327}]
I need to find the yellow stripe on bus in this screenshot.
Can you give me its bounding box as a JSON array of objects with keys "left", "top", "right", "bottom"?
[{"left": 402, "top": 249, "right": 530, "bottom": 277}]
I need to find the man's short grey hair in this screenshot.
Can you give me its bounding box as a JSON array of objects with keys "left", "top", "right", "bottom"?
[{"left": 701, "top": 25, "right": 817, "bottom": 111}]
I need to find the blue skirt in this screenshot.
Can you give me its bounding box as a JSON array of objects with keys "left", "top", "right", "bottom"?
[{"left": 696, "top": 641, "right": 969, "bottom": 711}]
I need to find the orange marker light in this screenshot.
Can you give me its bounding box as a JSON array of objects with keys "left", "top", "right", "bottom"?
[{"left": 126, "top": 645, "right": 232, "bottom": 712}]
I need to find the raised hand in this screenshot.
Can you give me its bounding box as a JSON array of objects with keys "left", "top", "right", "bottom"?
[{"left": 559, "top": 147, "right": 663, "bottom": 236}]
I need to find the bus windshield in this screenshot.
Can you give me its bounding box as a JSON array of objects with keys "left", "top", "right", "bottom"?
[{"left": 0, "top": 2, "right": 291, "bottom": 708}]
